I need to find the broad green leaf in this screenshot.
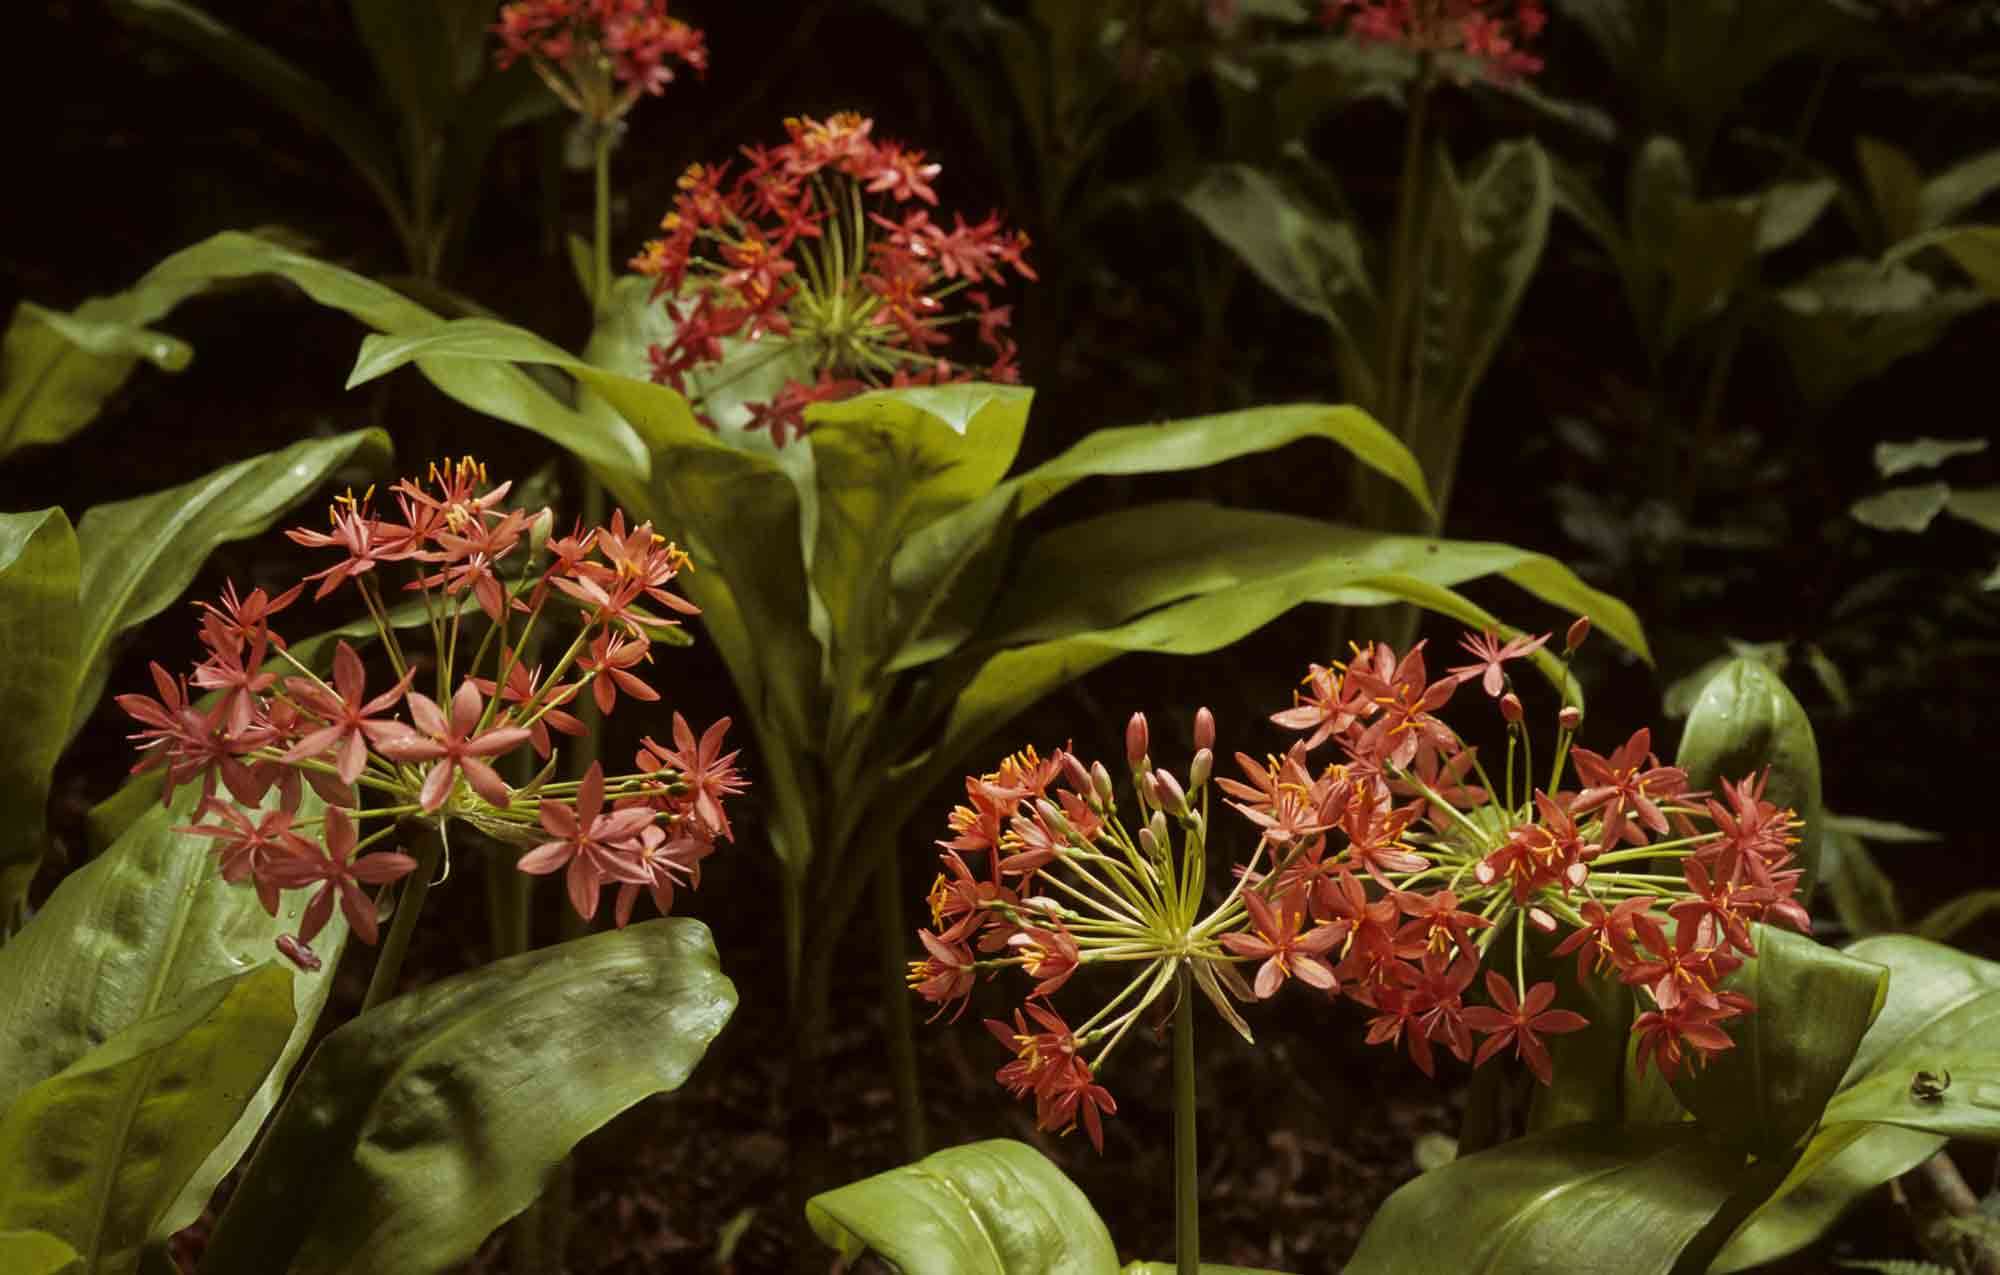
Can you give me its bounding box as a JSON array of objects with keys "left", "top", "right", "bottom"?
[
  {"left": 1658, "top": 200, "right": 1760, "bottom": 356},
  {"left": 916, "top": 504, "right": 1643, "bottom": 784},
  {"left": 0, "top": 303, "right": 191, "bottom": 462},
  {"left": 1773, "top": 259, "right": 1986, "bottom": 409},
  {"left": 0, "top": 790, "right": 349, "bottom": 1236},
  {"left": 0, "top": 509, "right": 80, "bottom": 929},
  {"left": 1756, "top": 180, "right": 1839, "bottom": 254},
  {"left": 1931, "top": 225, "right": 2000, "bottom": 298},
  {"left": 1945, "top": 485, "right": 2000, "bottom": 535},
  {"left": 1823, "top": 1063, "right": 2000, "bottom": 1141},
  {"left": 1821, "top": 821, "right": 1902, "bottom": 936},
  {"left": 1124, "top": 1266, "right": 1290, "bottom": 1274},
  {"left": 1004, "top": 404, "right": 1434, "bottom": 524},
  {"left": 108, "top": 1, "right": 403, "bottom": 223},
  {"left": 1920, "top": 147, "right": 2000, "bottom": 232},
  {"left": 200, "top": 919, "right": 737, "bottom": 1275},
  {"left": 1526, "top": 967, "right": 1635, "bottom": 1134},
  {"left": 1715, "top": 935, "right": 2000, "bottom": 1270},
  {"left": 1913, "top": 891, "right": 2000, "bottom": 942},
  {"left": 1180, "top": 163, "right": 1379, "bottom": 403},
  {"left": 1347, "top": 1122, "right": 1748, "bottom": 1275},
  {"left": 1850, "top": 483, "right": 1950, "bottom": 533},
  {"left": 806, "top": 1139, "right": 1118, "bottom": 1274},
  {"left": 0, "top": 966, "right": 294, "bottom": 1275},
  {"left": 1873, "top": 436, "right": 1988, "bottom": 478},
  {"left": 1675, "top": 656, "right": 1824, "bottom": 895},
  {"left": 69, "top": 429, "right": 392, "bottom": 740},
  {"left": 1823, "top": 815, "right": 1937, "bottom": 845},
  {"left": 0, "top": 1231, "right": 80, "bottom": 1275},
  {"left": 1667, "top": 926, "right": 1886, "bottom": 1155}
]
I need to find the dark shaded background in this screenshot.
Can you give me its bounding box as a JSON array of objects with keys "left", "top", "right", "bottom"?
[{"left": 9, "top": 1, "right": 2000, "bottom": 1270}]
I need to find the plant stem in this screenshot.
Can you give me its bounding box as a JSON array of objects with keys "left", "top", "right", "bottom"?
[
  {"left": 593, "top": 125, "right": 615, "bottom": 316},
  {"left": 1174, "top": 962, "right": 1200, "bottom": 1275},
  {"left": 875, "top": 841, "right": 928, "bottom": 1160},
  {"left": 360, "top": 821, "right": 444, "bottom": 1014},
  {"left": 1378, "top": 55, "right": 1436, "bottom": 440}
]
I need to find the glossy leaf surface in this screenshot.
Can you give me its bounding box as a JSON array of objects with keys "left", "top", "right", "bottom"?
[
  {"left": 807, "top": 1139, "right": 1118, "bottom": 1275},
  {"left": 0, "top": 966, "right": 294, "bottom": 1275},
  {"left": 1346, "top": 1123, "right": 1746, "bottom": 1274},
  {"left": 1674, "top": 655, "right": 1825, "bottom": 896},
  {"left": 200, "top": 919, "right": 737, "bottom": 1275}
]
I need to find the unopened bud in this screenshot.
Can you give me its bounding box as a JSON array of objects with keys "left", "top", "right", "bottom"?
[
  {"left": 1061, "top": 750, "right": 1092, "bottom": 793},
  {"left": 1189, "top": 747, "right": 1213, "bottom": 790},
  {"left": 1138, "top": 826, "right": 1160, "bottom": 858},
  {"left": 276, "top": 934, "right": 322, "bottom": 973},
  {"left": 1141, "top": 770, "right": 1162, "bottom": 809},
  {"left": 1148, "top": 810, "right": 1169, "bottom": 851},
  {"left": 1565, "top": 616, "right": 1591, "bottom": 652},
  {"left": 1090, "top": 760, "right": 1115, "bottom": 804},
  {"left": 1153, "top": 768, "right": 1188, "bottom": 815},
  {"left": 1559, "top": 705, "right": 1583, "bottom": 732},
  {"left": 1126, "top": 712, "right": 1150, "bottom": 768},
  {"left": 1527, "top": 906, "right": 1558, "bottom": 934},
  {"left": 1194, "top": 706, "right": 1216, "bottom": 752},
  {"left": 1034, "top": 798, "right": 1071, "bottom": 839},
  {"left": 1500, "top": 692, "right": 1523, "bottom": 724},
  {"left": 1565, "top": 861, "right": 1589, "bottom": 888}
]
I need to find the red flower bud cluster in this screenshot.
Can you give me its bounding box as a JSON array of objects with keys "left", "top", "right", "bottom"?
[
  {"left": 632, "top": 112, "right": 1036, "bottom": 446},
  {"left": 118, "top": 459, "right": 744, "bottom": 969},
  {"left": 494, "top": 0, "right": 707, "bottom": 120},
  {"left": 1318, "top": 0, "right": 1547, "bottom": 81}
]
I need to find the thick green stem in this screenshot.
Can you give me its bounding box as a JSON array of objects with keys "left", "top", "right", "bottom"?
[
  {"left": 875, "top": 841, "right": 928, "bottom": 1160},
  {"left": 1377, "top": 58, "right": 1436, "bottom": 439},
  {"left": 1174, "top": 963, "right": 1199, "bottom": 1275},
  {"left": 360, "top": 822, "right": 444, "bottom": 1014}
]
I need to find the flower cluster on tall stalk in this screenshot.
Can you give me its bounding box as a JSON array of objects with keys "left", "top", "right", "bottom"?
[
  {"left": 1318, "top": 0, "right": 1547, "bottom": 80},
  {"left": 631, "top": 112, "right": 1037, "bottom": 445},
  {"left": 493, "top": 0, "right": 708, "bottom": 125},
  {"left": 909, "top": 619, "right": 1813, "bottom": 1148},
  {"left": 117, "top": 458, "right": 745, "bottom": 973}
]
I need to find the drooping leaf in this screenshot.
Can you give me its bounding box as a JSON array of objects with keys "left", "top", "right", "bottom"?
[
  {"left": 200, "top": 919, "right": 737, "bottom": 1275},
  {"left": 68, "top": 429, "right": 392, "bottom": 741},
  {"left": 1674, "top": 655, "right": 1825, "bottom": 896},
  {"left": 805, "top": 1139, "right": 1119, "bottom": 1274},
  {"left": 1945, "top": 485, "right": 2000, "bottom": 535},
  {"left": 1913, "top": 891, "right": 2000, "bottom": 942},
  {"left": 1930, "top": 225, "right": 2000, "bottom": 297},
  {"left": 0, "top": 509, "right": 81, "bottom": 929},
  {"left": 1820, "top": 820, "right": 1903, "bottom": 937},
  {"left": 1872, "top": 436, "right": 1988, "bottom": 478},
  {"left": 1346, "top": 1122, "right": 1749, "bottom": 1275},
  {"left": 1773, "top": 259, "right": 1986, "bottom": 409},
  {"left": 1850, "top": 483, "right": 1951, "bottom": 533},
  {"left": 1667, "top": 925, "right": 1886, "bottom": 1155},
  {"left": 0, "top": 302, "right": 191, "bottom": 463},
  {"left": 0, "top": 966, "right": 295, "bottom": 1274},
  {"left": 1920, "top": 146, "right": 2000, "bottom": 232},
  {"left": 107, "top": 0, "right": 404, "bottom": 226}
]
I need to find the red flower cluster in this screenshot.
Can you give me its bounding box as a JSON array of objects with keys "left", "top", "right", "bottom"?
[
  {"left": 119, "top": 459, "right": 744, "bottom": 968},
  {"left": 1319, "top": 0, "right": 1547, "bottom": 80},
  {"left": 494, "top": 0, "right": 707, "bottom": 119},
  {"left": 911, "top": 621, "right": 1815, "bottom": 1150},
  {"left": 632, "top": 112, "right": 1036, "bottom": 445}
]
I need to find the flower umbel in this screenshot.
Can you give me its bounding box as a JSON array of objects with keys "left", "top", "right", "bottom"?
[{"left": 494, "top": 0, "right": 707, "bottom": 124}]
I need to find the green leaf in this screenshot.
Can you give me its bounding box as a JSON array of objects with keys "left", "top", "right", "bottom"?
[
  {"left": 0, "top": 966, "right": 295, "bottom": 1273},
  {"left": 1347, "top": 1123, "right": 1749, "bottom": 1274},
  {"left": 1756, "top": 180, "right": 1840, "bottom": 253},
  {"left": 1409, "top": 138, "right": 1554, "bottom": 483},
  {"left": 1929, "top": 225, "right": 2000, "bottom": 298},
  {"left": 1714, "top": 935, "right": 2000, "bottom": 1270},
  {"left": 1913, "top": 891, "right": 2000, "bottom": 942},
  {"left": 1851, "top": 483, "right": 1950, "bottom": 533},
  {"left": 806, "top": 1139, "right": 1118, "bottom": 1274},
  {"left": 1180, "top": 163, "right": 1378, "bottom": 402},
  {"left": 1872, "top": 436, "right": 1988, "bottom": 478},
  {"left": 69, "top": 428, "right": 392, "bottom": 741},
  {"left": 1920, "top": 147, "right": 2000, "bottom": 232},
  {"left": 1123, "top": 1266, "right": 1291, "bottom": 1274},
  {"left": 1526, "top": 967, "right": 1636, "bottom": 1133},
  {"left": 1667, "top": 925, "right": 1886, "bottom": 1155},
  {"left": 200, "top": 919, "right": 737, "bottom": 1275},
  {"left": 1823, "top": 1063, "right": 2000, "bottom": 1142},
  {"left": 0, "top": 509, "right": 80, "bottom": 929},
  {"left": 1859, "top": 137, "right": 1926, "bottom": 246},
  {"left": 1944, "top": 485, "right": 2000, "bottom": 535},
  {"left": 107, "top": 1, "right": 403, "bottom": 223},
  {"left": 1674, "top": 655, "right": 1825, "bottom": 896},
  {"left": 1773, "top": 259, "right": 1986, "bottom": 409},
  {"left": 0, "top": 790, "right": 349, "bottom": 1244},
  {"left": 0, "top": 1231, "right": 80, "bottom": 1275},
  {"left": 1821, "top": 821, "right": 1902, "bottom": 937},
  {"left": 1, "top": 292, "right": 192, "bottom": 463}
]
